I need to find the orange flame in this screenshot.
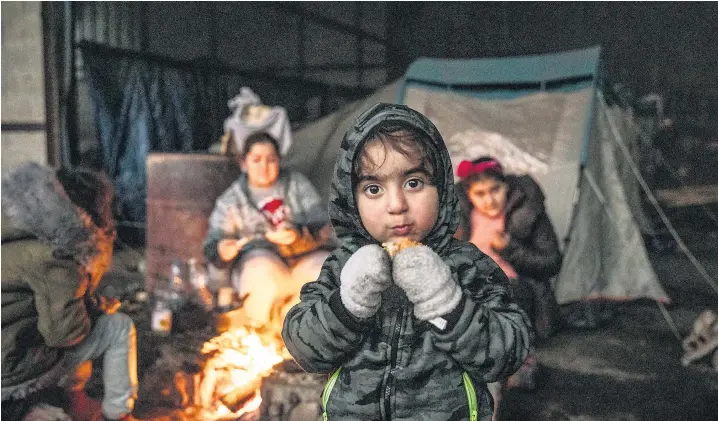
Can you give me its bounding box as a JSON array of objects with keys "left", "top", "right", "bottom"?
[{"left": 193, "top": 326, "right": 284, "bottom": 420}]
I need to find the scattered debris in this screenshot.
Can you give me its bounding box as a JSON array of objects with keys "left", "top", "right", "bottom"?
[{"left": 681, "top": 310, "right": 718, "bottom": 370}]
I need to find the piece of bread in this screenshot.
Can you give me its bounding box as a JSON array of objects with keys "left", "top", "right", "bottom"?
[{"left": 382, "top": 238, "right": 421, "bottom": 258}]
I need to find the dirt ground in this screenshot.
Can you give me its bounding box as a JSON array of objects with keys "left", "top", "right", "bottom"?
[{"left": 498, "top": 221, "right": 718, "bottom": 421}]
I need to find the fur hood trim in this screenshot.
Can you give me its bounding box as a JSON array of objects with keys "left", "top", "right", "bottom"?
[{"left": 1, "top": 163, "right": 106, "bottom": 265}]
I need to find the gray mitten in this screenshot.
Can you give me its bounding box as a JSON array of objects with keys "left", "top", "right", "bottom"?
[
  {"left": 340, "top": 244, "right": 392, "bottom": 318},
  {"left": 393, "top": 245, "right": 463, "bottom": 322}
]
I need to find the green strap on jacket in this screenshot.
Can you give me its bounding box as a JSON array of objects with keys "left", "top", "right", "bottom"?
[
  {"left": 322, "top": 368, "right": 342, "bottom": 421},
  {"left": 321, "top": 368, "right": 478, "bottom": 421},
  {"left": 462, "top": 372, "right": 479, "bottom": 421}
]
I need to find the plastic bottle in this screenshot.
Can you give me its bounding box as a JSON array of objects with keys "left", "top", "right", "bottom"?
[
  {"left": 188, "top": 258, "right": 214, "bottom": 311},
  {"left": 167, "top": 259, "right": 187, "bottom": 311}
]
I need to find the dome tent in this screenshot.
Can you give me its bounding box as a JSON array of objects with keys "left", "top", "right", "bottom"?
[{"left": 287, "top": 46, "right": 668, "bottom": 305}]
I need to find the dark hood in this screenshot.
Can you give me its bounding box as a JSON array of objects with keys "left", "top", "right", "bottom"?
[
  {"left": 328, "top": 103, "right": 459, "bottom": 256},
  {"left": 1, "top": 163, "right": 109, "bottom": 265}
]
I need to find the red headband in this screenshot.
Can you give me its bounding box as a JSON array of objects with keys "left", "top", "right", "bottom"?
[{"left": 456, "top": 159, "right": 502, "bottom": 179}]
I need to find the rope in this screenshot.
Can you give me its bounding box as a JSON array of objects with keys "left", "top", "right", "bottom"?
[
  {"left": 580, "top": 168, "right": 684, "bottom": 343},
  {"left": 657, "top": 300, "right": 683, "bottom": 342},
  {"left": 599, "top": 91, "right": 718, "bottom": 298}
]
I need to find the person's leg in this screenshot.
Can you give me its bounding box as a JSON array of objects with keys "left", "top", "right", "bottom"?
[
  {"left": 281, "top": 250, "right": 330, "bottom": 316},
  {"left": 505, "top": 277, "right": 538, "bottom": 391},
  {"left": 64, "top": 360, "right": 103, "bottom": 421},
  {"left": 64, "top": 360, "right": 93, "bottom": 393},
  {"left": 288, "top": 250, "right": 330, "bottom": 292},
  {"left": 486, "top": 381, "right": 502, "bottom": 421},
  {"left": 524, "top": 277, "right": 560, "bottom": 340},
  {"left": 61, "top": 313, "right": 137, "bottom": 420},
  {"left": 231, "top": 250, "right": 291, "bottom": 327},
  {"left": 509, "top": 277, "right": 534, "bottom": 321}
]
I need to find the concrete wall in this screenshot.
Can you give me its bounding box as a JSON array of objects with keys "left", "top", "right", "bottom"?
[{"left": 1, "top": 1, "right": 47, "bottom": 174}]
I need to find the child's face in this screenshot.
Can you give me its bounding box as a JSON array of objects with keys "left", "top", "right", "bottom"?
[
  {"left": 468, "top": 178, "right": 508, "bottom": 217},
  {"left": 241, "top": 141, "right": 280, "bottom": 188},
  {"left": 355, "top": 140, "right": 439, "bottom": 244}
]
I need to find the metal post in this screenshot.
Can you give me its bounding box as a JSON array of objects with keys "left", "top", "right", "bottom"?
[
  {"left": 298, "top": 8, "right": 307, "bottom": 120},
  {"left": 64, "top": 0, "right": 78, "bottom": 165},
  {"left": 42, "top": 2, "right": 61, "bottom": 166},
  {"left": 140, "top": 2, "right": 148, "bottom": 53},
  {"left": 356, "top": 2, "right": 363, "bottom": 87},
  {"left": 209, "top": 2, "right": 218, "bottom": 60}
]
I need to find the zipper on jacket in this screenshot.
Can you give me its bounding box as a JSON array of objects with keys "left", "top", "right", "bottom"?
[
  {"left": 384, "top": 309, "right": 403, "bottom": 421},
  {"left": 322, "top": 368, "right": 342, "bottom": 421},
  {"left": 462, "top": 372, "right": 479, "bottom": 421}
]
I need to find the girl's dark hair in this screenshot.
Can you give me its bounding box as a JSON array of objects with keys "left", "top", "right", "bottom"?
[
  {"left": 242, "top": 132, "right": 280, "bottom": 159},
  {"left": 353, "top": 122, "right": 438, "bottom": 185},
  {"left": 56, "top": 167, "right": 115, "bottom": 231},
  {"left": 460, "top": 156, "right": 506, "bottom": 190}
]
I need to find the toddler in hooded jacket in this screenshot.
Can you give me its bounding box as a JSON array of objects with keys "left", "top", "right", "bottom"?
[{"left": 282, "top": 103, "right": 533, "bottom": 421}]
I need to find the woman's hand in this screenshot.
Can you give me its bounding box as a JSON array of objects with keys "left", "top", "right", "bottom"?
[
  {"left": 218, "top": 237, "right": 250, "bottom": 262},
  {"left": 265, "top": 227, "right": 299, "bottom": 246},
  {"left": 318, "top": 224, "right": 334, "bottom": 242},
  {"left": 490, "top": 231, "right": 510, "bottom": 251}
]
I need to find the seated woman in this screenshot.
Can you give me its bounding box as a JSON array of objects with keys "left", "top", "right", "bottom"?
[
  {"left": 455, "top": 156, "right": 563, "bottom": 391},
  {"left": 204, "top": 132, "right": 332, "bottom": 333}
]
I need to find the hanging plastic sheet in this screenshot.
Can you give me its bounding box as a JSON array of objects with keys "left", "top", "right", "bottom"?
[{"left": 82, "top": 47, "right": 223, "bottom": 226}]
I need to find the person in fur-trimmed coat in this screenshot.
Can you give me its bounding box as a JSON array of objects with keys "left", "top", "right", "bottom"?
[{"left": 1, "top": 163, "right": 140, "bottom": 421}]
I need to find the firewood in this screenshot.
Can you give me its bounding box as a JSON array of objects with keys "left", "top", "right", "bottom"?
[{"left": 219, "top": 377, "right": 262, "bottom": 412}]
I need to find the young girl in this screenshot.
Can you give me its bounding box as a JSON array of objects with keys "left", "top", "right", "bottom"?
[
  {"left": 203, "top": 132, "right": 332, "bottom": 332},
  {"left": 283, "top": 104, "right": 531, "bottom": 421},
  {"left": 455, "top": 156, "right": 563, "bottom": 390}
]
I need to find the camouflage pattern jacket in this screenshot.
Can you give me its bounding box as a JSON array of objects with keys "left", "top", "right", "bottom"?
[{"left": 283, "top": 104, "right": 533, "bottom": 421}]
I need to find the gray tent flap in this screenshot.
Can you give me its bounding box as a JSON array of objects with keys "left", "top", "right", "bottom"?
[{"left": 555, "top": 99, "right": 666, "bottom": 303}]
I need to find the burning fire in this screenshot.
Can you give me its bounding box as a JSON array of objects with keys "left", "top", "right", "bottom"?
[{"left": 190, "top": 326, "right": 285, "bottom": 420}]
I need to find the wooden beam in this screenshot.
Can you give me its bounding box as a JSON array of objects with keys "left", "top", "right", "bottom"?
[
  {"left": 139, "top": 2, "right": 148, "bottom": 52},
  {"left": 209, "top": 2, "right": 218, "bottom": 59}
]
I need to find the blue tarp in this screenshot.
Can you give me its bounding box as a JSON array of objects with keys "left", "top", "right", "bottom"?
[{"left": 82, "top": 48, "right": 223, "bottom": 225}]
